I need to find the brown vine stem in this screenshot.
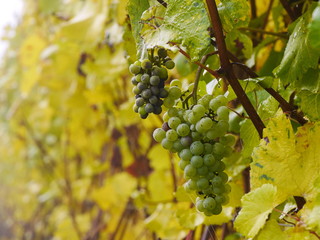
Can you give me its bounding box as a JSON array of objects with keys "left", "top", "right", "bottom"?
[
  {"left": 280, "top": 0, "right": 297, "bottom": 21},
  {"left": 239, "top": 27, "right": 288, "bottom": 39},
  {"left": 156, "top": 0, "right": 167, "bottom": 8},
  {"left": 205, "top": 0, "right": 265, "bottom": 138},
  {"left": 231, "top": 62, "right": 307, "bottom": 125}
]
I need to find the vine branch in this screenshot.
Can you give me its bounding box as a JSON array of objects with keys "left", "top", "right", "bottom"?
[{"left": 205, "top": 0, "right": 265, "bottom": 138}]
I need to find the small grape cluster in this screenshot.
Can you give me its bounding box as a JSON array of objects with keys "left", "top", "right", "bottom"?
[
  {"left": 129, "top": 48, "right": 178, "bottom": 119},
  {"left": 153, "top": 94, "right": 235, "bottom": 216}
]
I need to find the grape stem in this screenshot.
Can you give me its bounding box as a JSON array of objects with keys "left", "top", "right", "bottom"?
[
  {"left": 204, "top": 0, "right": 265, "bottom": 138},
  {"left": 179, "top": 51, "right": 218, "bottom": 108},
  {"left": 238, "top": 27, "right": 288, "bottom": 39}
]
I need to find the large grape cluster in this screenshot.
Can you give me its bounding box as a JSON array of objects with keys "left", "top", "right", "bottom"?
[
  {"left": 153, "top": 94, "right": 235, "bottom": 216},
  {"left": 129, "top": 48, "right": 179, "bottom": 119}
]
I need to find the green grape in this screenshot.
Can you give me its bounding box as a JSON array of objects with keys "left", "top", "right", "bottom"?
[
  {"left": 173, "top": 140, "right": 184, "bottom": 152},
  {"left": 209, "top": 95, "right": 228, "bottom": 111},
  {"left": 190, "top": 141, "right": 204, "bottom": 155},
  {"left": 211, "top": 176, "right": 222, "bottom": 185},
  {"left": 213, "top": 187, "right": 223, "bottom": 195},
  {"left": 133, "top": 104, "right": 139, "bottom": 113},
  {"left": 152, "top": 66, "right": 161, "bottom": 76},
  {"left": 137, "top": 82, "right": 147, "bottom": 91},
  {"left": 161, "top": 138, "right": 173, "bottom": 150},
  {"left": 213, "top": 142, "right": 225, "bottom": 156},
  {"left": 179, "top": 160, "right": 189, "bottom": 170},
  {"left": 203, "top": 154, "right": 215, "bottom": 166},
  {"left": 176, "top": 123, "right": 190, "bottom": 136},
  {"left": 220, "top": 134, "right": 236, "bottom": 146},
  {"left": 159, "top": 88, "right": 169, "bottom": 98},
  {"left": 170, "top": 79, "right": 182, "bottom": 88},
  {"left": 203, "top": 143, "right": 213, "bottom": 154},
  {"left": 196, "top": 117, "right": 213, "bottom": 133},
  {"left": 166, "top": 129, "right": 178, "bottom": 141},
  {"left": 180, "top": 136, "right": 192, "bottom": 147},
  {"left": 129, "top": 64, "right": 141, "bottom": 75},
  {"left": 197, "top": 165, "right": 208, "bottom": 176},
  {"left": 215, "top": 121, "right": 229, "bottom": 136},
  {"left": 158, "top": 67, "right": 168, "bottom": 80},
  {"left": 184, "top": 164, "right": 197, "bottom": 178},
  {"left": 188, "top": 112, "right": 200, "bottom": 124},
  {"left": 150, "top": 76, "right": 160, "bottom": 86},
  {"left": 179, "top": 149, "right": 192, "bottom": 161},
  {"left": 168, "top": 117, "right": 181, "bottom": 129},
  {"left": 165, "top": 60, "right": 175, "bottom": 69},
  {"left": 191, "top": 131, "right": 202, "bottom": 141},
  {"left": 221, "top": 195, "right": 229, "bottom": 205},
  {"left": 141, "top": 73, "right": 150, "bottom": 84},
  {"left": 142, "top": 89, "right": 152, "bottom": 99},
  {"left": 203, "top": 197, "right": 216, "bottom": 210},
  {"left": 224, "top": 184, "right": 231, "bottom": 193},
  {"left": 167, "top": 107, "right": 179, "bottom": 117},
  {"left": 132, "top": 86, "right": 141, "bottom": 95},
  {"left": 214, "top": 195, "right": 225, "bottom": 204},
  {"left": 163, "top": 112, "right": 170, "bottom": 122},
  {"left": 224, "top": 146, "right": 233, "bottom": 157},
  {"left": 183, "top": 110, "right": 192, "bottom": 122},
  {"left": 145, "top": 103, "right": 154, "bottom": 113},
  {"left": 149, "top": 95, "right": 159, "bottom": 105},
  {"left": 168, "top": 86, "right": 181, "bottom": 100},
  {"left": 138, "top": 106, "right": 147, "bottom": 115},
  {"left": 217, "top": 106, "right": 229, "bottom": 121},
  {"left": 135, "top": 97, "right": 145, "bottom": 107},
  {"left": 197, "top": 178, "right": 209, "bottom": 190},
  {"left": 153, "top": 128, "right": 166, "bottom": 142},
  {"left": 198, "top": 94, "right": 213, "bottom": 108},
  {"left": 190, "top": 155, "right": 203, "bottom": 168},
  {"left": 192, "top": 104, "right": 206, "bottom": 117},
  {"left": 211, "top": 204, "right": 222, "bottom": 215},
  {"left": 141, "top": 59, "right": 152, "bottom": 69},
  {"left": 136, "top": 74, "right": 142, "bottom": 82},
  {"left": 158, "top": 48, "right": 167, "bottom": 58},
  {"left": 163, "top": 97, "right": 175, "bottom": 108},
  {"left": 196, "top": 199, "right": 205, "bottom": 212}
]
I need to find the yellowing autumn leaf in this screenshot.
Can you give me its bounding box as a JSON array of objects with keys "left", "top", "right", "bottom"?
[{"left": 251, "top": 111, "right": 320, "bottom": 201}]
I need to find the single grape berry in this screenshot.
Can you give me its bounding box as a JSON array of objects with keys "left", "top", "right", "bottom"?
[
  {"left": 165, "top": 60, "right": 175, "bottom": 69},
  {"left": 141, "top": 59, "right": 152, "bottom": 69}
]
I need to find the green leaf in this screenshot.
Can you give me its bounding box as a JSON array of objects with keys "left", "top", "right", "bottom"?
[
  {"left": 256, "top": 219, "right": 286, "bottom": 240},
  {"left": 234, "top": 184, "right": 279, "bottom": 238},
  {"left": 308, "top": 3, "right": 320, "bottom": 51},
  {"left": 141, "top": 0, "right": 211, "bottom": 61},
  {"left": 274, "top": 13, "right": 320, "bottom": 89},
  {"left": 226, "top": 30, "right": 253, "bottom": 59},
  {"left": 242, "top": 76, "right": 274, "bottom": 89},
  {"left": 127, "top": 0, "right": 150, "bottom": 57},
  {"left": 298, "top": 90, "right": 320, "bottom": 121},
  {"left": 251, "top": 111, "right": 320, "bottom": 201},
  {"left": 240, "top": 118, "right": 259, "bottom": 159},
  {"left": 218, "top": 0, "right": 250, "bottom": 32}
]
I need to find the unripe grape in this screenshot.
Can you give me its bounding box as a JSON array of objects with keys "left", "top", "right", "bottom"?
[{"left": 165, "top": 60, "right": 175, "bottom": 69}]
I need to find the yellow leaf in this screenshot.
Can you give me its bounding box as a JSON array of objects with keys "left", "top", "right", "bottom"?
[{"left": 251, "top": 111, "right": 320, "bottom": 201}]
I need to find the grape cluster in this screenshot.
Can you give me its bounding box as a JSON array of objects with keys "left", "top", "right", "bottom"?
[
  {"left": 129, "top": 48, "right": 179, "bottom": 119},
  {"left": 153, "top": 94, "right": 235, "bottom": 216}
]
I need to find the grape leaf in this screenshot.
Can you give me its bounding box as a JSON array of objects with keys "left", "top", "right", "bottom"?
[
  {"left": 141, "top": 0, "right": 211, "bottom": 61},
  {"left": 308, "top": 3, "right": 320, "bottom": 51},
  {"left": 218, "top": 0, "right": 250, "bottom": 32},
  {"left": 234, "top": 184, "right": 279, "bottom": 238},
  {"left": 298, "top": 90, "right": 320, "bottom": 121},
  {"left": 256, "top": 219, "right": 286, "bottom": 240},
  {"left": 251, "top": 111, "right": 320, "bottom": 200},
  {"left": 274, "top": 12, "right": 320, "bottom": 89},
  {"left": 127, "top": 0, "right": 150, "bottom": 57}
]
